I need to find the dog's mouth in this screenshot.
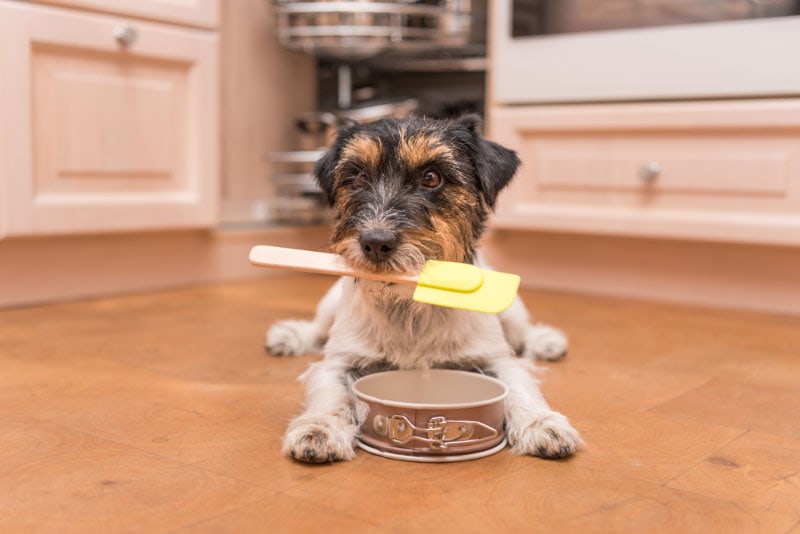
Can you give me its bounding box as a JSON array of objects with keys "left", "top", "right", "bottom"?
[{"left": 333, "top": 236, "right": 427, "bottom": 278}]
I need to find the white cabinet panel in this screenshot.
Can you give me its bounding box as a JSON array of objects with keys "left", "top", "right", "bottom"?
[
  {"left": 27, "top": 0, "right": 219, "bottom": 29},
  {"left": 491, "top": 100, "right": 800, "bottom": 246},
  {"left": 0, "top": 2, "right": 218, "bottom": 237}
]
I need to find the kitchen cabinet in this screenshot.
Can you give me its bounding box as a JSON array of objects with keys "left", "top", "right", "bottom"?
[
  {"left": 0, "top": 1, "right": 218, "bottom": 237},
  {"left": 485, "top": 2, "right": 800, "bottom": 315},
  {"left": 491, "top": 100, "right": 800, "bottom": 246},
  {"left": 488, "top": 1, "right": 800, "bottom": 248},
  {"left": 26, "top": 0, "right": 219, "bottom": 29}
]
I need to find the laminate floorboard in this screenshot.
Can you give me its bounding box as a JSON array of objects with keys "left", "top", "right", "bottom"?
[{"left": 1, "top": 274, "right": 798, "bottom": 532}]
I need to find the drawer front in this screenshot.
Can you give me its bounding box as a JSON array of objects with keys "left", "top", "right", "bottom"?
[
  {"left": 534, "top": 133, "right": 790, "bottom": 197},
  {"left": 0, "top": 2, "right": 218, "bottom": 237},
  {"left": 27, "top": 0, "right": 219, "bottom": 29},
  {"left": 490, "top": 101, "right": 800, "bottom": 245}
]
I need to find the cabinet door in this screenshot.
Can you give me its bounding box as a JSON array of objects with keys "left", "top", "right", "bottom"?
[{"left": 0, "top": 2, "right": 218, "bottom": 237}]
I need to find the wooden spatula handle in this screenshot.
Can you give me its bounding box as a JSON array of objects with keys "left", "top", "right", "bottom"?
[{"left": 249, "top": 246, "right": 418, "bottom": 286}]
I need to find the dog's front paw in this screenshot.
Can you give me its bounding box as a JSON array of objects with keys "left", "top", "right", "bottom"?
[
  {"left": 266, "top": 320, "right": 323, "bottom": 356},
  {"left": 283, "top": 414, "right": 357, "bottom": 463},
  {"left": 519, "top": 324, "right": 568, "bottom": 361},
  {"left": 508, "top": 411, "right": 582, "bottom": 459}
]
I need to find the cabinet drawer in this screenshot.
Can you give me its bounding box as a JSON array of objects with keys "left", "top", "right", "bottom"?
[
  {"left": 534, "top": 133, "right": 789, "bottom": 197},
  {"left": 490, "top": 100, "right": 800, "bottom": 245},
  {"left": 27, "top": 0, "right": 219, "bottom": 29},
  {"left": 0, "top": 2, "right": 218, "bottom": 237}
]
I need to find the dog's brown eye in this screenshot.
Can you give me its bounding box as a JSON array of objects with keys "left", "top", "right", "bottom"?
[
  {"left": 353, "top": 172, "right": 368, "bottom": 188},
  {"left": 421, "top": 170, "right": 442, "bottom": 189}
]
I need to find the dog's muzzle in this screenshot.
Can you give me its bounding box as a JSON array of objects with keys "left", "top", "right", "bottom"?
[{"left": 352, "top": 369, "right": 508, "bottom": 462}]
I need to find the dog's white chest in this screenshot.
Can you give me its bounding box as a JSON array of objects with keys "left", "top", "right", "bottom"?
[{"left": 327, "top": 279, "right": 509, "bottom": 368}]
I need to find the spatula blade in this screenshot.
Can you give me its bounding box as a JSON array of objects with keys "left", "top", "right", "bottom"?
[
  {"left": 413, "top": 268, "right": 520, "bottom": 314},
  {"left": 416, "top": 260, "right": 484, "bottom": 293}
]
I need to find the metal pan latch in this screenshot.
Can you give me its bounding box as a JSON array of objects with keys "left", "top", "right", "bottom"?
[{"left": 373, "top": 414, "right": 499, "bottom": 450}]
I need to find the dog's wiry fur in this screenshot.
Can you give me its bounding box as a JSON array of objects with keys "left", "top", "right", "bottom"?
[{"left": 267, "top": 115, "right": 582, "bottom": 463}]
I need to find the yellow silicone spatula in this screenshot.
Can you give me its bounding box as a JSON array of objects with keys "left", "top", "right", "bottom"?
[{"left": 249, "top": 245, "right": 520, "bottom": 314}]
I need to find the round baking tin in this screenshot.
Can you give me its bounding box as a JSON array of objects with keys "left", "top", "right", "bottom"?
[{"left": 352, "top": 369, "right": 508, "bottom": 462}]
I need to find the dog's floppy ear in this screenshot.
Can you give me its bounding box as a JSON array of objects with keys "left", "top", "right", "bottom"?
[
  {"left": 451, "top": 114, "right": 520, "bottom": 208},
  {"left": 313, "top": 144, "right": 340, "bottom": 207},
  {"left": 314, "top": 121, "right": 360, "bottom": 206}
]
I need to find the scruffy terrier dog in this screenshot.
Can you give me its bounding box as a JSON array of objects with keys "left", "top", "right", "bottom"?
[{"left": 266, "top": 115, "right": 582, "bottom": 463}]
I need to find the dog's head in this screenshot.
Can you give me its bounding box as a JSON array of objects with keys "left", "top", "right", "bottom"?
[{"left": 314, "top": 115, "right": 520, "bottom": 273}]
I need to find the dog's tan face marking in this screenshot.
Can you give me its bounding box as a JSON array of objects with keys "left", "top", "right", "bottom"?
[
  {"left": 429, "top": 197, "right": 477, "bottom": 262},
  {"left": 398, "top": 186, "right": 479, "bottom": 264},
  {"left": 397, "top": 129, "right": 456, "bottom": 172},
  {"left": 331, "top": 134, "right": 381, "bottom": 214},
  {"left": 339, "top": 134, "right": 382, "bottom": 173},
  {"left": 391, "top": 129, "right": 477, "bottom": 262}
]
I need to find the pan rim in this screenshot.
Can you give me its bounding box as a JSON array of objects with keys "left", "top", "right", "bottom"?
[{"left": 352, "top": 368, "right": 508, "bottom": 410}]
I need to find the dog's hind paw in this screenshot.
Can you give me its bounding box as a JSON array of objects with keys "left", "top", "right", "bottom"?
[
  {"left": 519, "top": 324, "right": 568, "bottom": 361},
  {"left": 266, "top": 320, "right": 323, "bottom": 356},
  {"left": 283, "top": 414, "right": 357, "bottom": 463},
  {"left": 508, "top": 411, "right": 583, "bottom": 459}
]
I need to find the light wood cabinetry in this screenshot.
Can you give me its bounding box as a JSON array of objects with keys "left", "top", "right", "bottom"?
[
  {"left": 0, "top": 0, "right": 321, "bottom": 308},
  {"left": 0, "top": 1, "right": 218, "bottom": 237},
  {"left": 486, "top": 5, "right": 800, "bottom": 315},
  {"left": 26, "top": 0, "right": 219, "bottom": 29},
  {"left": 491, "top": 100, "right": 800, "bottom": 246}
]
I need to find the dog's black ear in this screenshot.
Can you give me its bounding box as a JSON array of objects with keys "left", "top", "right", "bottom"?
[
  {"left": 451, "top": 114, "right": 520, "bottom": 208},
  {"left": 314, "top": 122, "right": 360, "bottom": 206},
  {"left": 313, "top": 145, "right": 339, "bottom": 207}
]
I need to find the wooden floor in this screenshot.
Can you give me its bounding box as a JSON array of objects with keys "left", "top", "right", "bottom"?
[{"left": 1, "top": 274, "right": 799, "bottom": 533}]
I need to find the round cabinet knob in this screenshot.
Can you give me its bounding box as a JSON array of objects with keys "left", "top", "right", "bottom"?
[
  {"left": 639, "top": 161, "right": 661, "bottom": 184},
  {"left": 113, "top": 24, "right": 138, "bottom": 47}
]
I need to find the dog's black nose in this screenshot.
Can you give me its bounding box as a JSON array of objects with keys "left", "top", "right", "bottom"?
[{"left": 359, "top": 230, "right": 397, "bottom": 263}]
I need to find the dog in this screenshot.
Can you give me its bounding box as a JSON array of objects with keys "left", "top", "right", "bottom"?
[{"left": 266, "top": 115, "right": 582, "bottom": 463}]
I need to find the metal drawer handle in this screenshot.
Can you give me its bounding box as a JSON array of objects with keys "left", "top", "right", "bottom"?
[
  {"left": 113, "top": 24, "right": 138, "bottom": 47},
  {"left": 639, "top": 161, "right": 661, "bottom": 184}
]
